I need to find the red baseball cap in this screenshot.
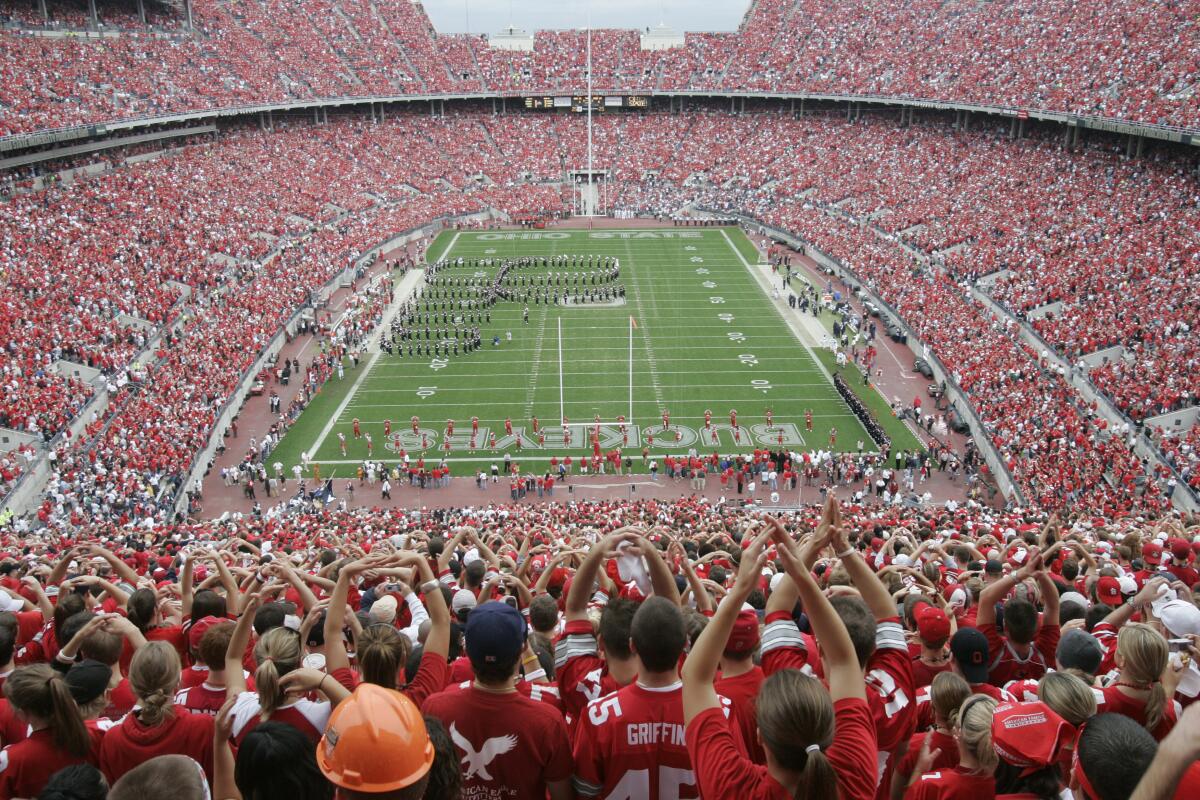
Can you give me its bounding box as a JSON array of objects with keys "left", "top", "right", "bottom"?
[
  {"left": 1096, "top": 576, "right": 1122, "bottom": 605},
  {"left": 1142, "top": 541, "right": 1163, "bottom": 566},
  {"left": 725, "top": 609, "right": 760, "bottom": 653},
  {"left": 915, "top": 604, "right": 951, "bottom": 644},
  {"left": 991, "top": 701, "right": 1075, "bottom": 776},
  {"left": 187, "top": 615, "right": 225, "bottom": 653},
  {"left": 1169, "top": 538, "right": 1192, "bottom": 562}
]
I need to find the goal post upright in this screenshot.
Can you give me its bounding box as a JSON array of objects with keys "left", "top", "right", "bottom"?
[{"left": 558, "top": 315, "right": 565, "bottom": 426}]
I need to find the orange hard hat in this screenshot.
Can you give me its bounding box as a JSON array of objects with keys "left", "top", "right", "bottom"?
[{"left": 317, "top": 684, "right": 434, "bottom": 793}]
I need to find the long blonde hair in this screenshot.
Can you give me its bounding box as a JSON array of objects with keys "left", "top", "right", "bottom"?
[
  {"left": 254, "top": 627, "right": 301, "bottom": 721},
  {"left": 956, "top": 694, "right": 999, "bottom": 773},
  {"left": 1116, "top": 623, "right": 1168, "bottom": 732},
  {"left": 1037, "top": 671, "right": 1096, "bottom": 727},
  {"left": 931, "top": 671, "right": 971, "bottom": 728}
]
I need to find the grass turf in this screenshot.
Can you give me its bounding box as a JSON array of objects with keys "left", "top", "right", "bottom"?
[{"left": 268, "top": 226, "right": 918, "bottom": 478}]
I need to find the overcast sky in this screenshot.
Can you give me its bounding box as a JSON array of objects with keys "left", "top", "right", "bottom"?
[{"left": 422, "top": 0, "right": 750, "bottom": 34}]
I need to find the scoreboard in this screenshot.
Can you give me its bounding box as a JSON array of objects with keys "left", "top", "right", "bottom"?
[{"left": 523, "top": 95, "right": 650, "bottom": 111}]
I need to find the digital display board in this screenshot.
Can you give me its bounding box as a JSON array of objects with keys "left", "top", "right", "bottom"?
[{"left": 521, "top": 95, "right": 650, "bottom": 111}]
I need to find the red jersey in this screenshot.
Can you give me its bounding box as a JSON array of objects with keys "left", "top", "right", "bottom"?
[
  {"left": 913, "top": 682, "right": 1014, "bottom": 731},
  {"left": 572, "top": 681, "right": 737, "bottom": 800},
  {"left": 865, "top": 620, "right": 918, "bottom": 755},
  {"left": 227, "top": 691, "right": 330, "bottom": 746},
  {"left": 904, "top": 766, "right": 996, "bottom": 799},
  {"left": 174, "top": 682, "right": 228, "bottom": 716},
  {"left": 687, "top": 698, "right": 878, "bottom": 800},
  {"left": 0, "top": 700, "right": 27, "bottom": 748},
  {"left": 422, "top": 685, "right": 572, "bottom": 800},
  {"left": 0, "top": 726, "right": 105, "bottom": 800},
  {"left": 99, "top": 708, "right": 214, "bottom": 786},
  {"left": 1098, "top": 685, "right": 1180, "bottom": 741},
  {"left": 555, "top": 620, "right": 621, "bottom": 726},
  {"left": 715, "top": 666, "right": 766, "bottom": 764},
  {"left": 979, "top": 621, "right": 1059, "bottom": 685}
]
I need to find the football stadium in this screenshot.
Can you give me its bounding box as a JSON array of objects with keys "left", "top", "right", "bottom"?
[{"left": 0, "top": 0, "right": 1198, "bottom": 797}]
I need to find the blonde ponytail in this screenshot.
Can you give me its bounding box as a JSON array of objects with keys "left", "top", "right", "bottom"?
[
  {"left": 254, "top": 627, "right": 301, "bottom": 721},
  {"left": 957, "top": 694, "right": 999, "bottom": 774},
  {"left": 129, "top": 642, "right": 181, "bottom": 727}
]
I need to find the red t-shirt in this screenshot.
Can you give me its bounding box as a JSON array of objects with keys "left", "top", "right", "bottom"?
[
  {"left": 422, "top": 685, "right": 572, "bottom": 799},
  {"left": 904, "top": 766, "right": 996, "bottom": 799},
  {"left": 687, "top": 697, "right": 878, "bottom": 800},
  {"left": 99, "top": 709, "right": 213, "bottom": 786},
  {"left": 715, "top": 666, "right": 766, "bottom": 764},
  {"left": 0, "top": 700, "right": 28, "bottom": 748},
  {"left": 175, "top": 682, "right": 228, "bottom": 716},
  {"left": 0, "top": 726, "right": 104, "bottom": 799},
  {"left": 1098, "top": 685, "right": 1179, "bottom": 741},
  {"left": 910, "top": 654, "right": 953, "bottom": 690},
  {"left": 572, "top": 681, "right": 738, "bottom": 799},
  {"left": 979, "top": 622, "right": 1059, "bottom": 685}
]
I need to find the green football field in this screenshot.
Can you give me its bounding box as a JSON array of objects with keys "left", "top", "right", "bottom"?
[{"left": 268, "top": 226, "right": 917, "bottom": 477}]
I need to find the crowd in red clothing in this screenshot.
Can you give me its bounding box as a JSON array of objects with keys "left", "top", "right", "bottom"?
[
  {"left": 4, "top": 0, "right": 1200, "bottom": 140},
  {"left": 0, "top": 496, "right": 1195, "bottom": 799},
  {"left": 4, "top": 110, "right": 1195, "bottom": 521}
]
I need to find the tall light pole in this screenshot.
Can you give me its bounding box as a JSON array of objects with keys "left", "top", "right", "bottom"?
[{"left": 586, "top": 1, "right": 593, "bottom": 216}]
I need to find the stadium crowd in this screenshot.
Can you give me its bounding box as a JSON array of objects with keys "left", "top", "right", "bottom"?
[
  {"left": 3, "top": 0, "right": 1200, "bottom": 139},
  {"left": 0, "top": 496, "right": 1195, "bottom": 799},
  {"left": 3, "top": 110, "right": 1195, "bottom": 522}
]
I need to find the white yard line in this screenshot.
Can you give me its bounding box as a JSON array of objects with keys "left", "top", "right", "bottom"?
[{"left": 309, "top": 268, "right": 425, "bottom": 456}]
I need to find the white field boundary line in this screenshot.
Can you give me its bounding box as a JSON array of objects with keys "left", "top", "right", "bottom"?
[
  {"left": 308, "top": 267, "right": 426, "bottom": 456},
  {"left": 452, "top": 228, "right": 738, "bottom": 237},
  {"left": 719, "top": 228, "right": 882, "bottom": 448},
  {"left": 720, "top": 229, "right": 838, "bottom": 388},
  {"left": 621, "top": 239, "right": 665, "bottom": 407}
]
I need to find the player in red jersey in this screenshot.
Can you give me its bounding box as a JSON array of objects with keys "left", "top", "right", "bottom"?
[
  {"left": 352, "top": 418, "right": 360, "bottom": 439},
  {"left": 423, "top": 603, "right": 573, "bottom": 800},
  {"left": 684, "top": 524, "right": 879, "bottom": 800}
]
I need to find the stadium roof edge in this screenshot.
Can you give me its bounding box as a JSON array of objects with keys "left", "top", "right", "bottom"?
[{"left": 1, "top": 91, "right": 1195, "bottom": 156}]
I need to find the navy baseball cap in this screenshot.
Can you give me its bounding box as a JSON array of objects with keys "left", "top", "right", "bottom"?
[
  {"left": 465, "top": 601, "right": 527, "bottom": 666},
  {"left": 950, "top": 628, "right": 990, "bottom": 685}
]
